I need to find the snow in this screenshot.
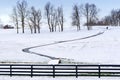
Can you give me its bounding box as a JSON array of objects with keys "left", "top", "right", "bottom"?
[
  {"left": 0, "top": 26, "right": 120, "bottom": 79},
  {"left": 1, "top": 26, "right": 120, "bottom": 64},
  {"left": 48, "top": 59, "right": 60, "bottom": 64},
  {"left": 0, "top": 76, "right": 120, "bottom": 80},
  {"left": 30, "top": 27, "right": 120, "bottom": 64},
  {"left": 0, "top": 27, "right": 103, "bottom": 64}
]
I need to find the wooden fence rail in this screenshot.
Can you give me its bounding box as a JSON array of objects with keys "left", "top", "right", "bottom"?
[{"left": 0, "top": 64, "right": 120, "bottom": 78}]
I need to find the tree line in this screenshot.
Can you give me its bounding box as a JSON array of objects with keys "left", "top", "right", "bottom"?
[
  {"left": 72, "top": 3, "right": 99, "bottom": 31},
  {"left": 11, "top": 0, "right": 119, "bottom": 34},
  {"left": 11, "top": 0, "right": 64, "bottom": 34},
  {"left": 98, "top": 9, "right": 120, "bottom": 26}
]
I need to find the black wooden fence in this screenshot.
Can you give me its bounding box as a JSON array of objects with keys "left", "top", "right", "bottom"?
[{"left": 0, "top": 64, "right": 120, "bottom": 78}]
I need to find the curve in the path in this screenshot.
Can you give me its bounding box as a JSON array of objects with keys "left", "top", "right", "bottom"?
[{"left": 22, "top": 31, "right": 104, "bottom": 60}]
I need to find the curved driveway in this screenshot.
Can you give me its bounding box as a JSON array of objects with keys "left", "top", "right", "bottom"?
[
  {"left": 22, "top": 42, "right": 58, "bottom": 59},
  {"left": 22, "top": 31, "right": 104, "bottom": 60}
]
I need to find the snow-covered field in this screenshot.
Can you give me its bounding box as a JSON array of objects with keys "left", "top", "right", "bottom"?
[
  {"left": 0, "top": 76, "right": 120, "bottom": 80},
  {"left": 0, "top": 27, "right": 104, "bottom": 64},
  {"left": 0, "top": 26, "right": 120, "bottom": 79},
  {"left": 31, "top": 27, "right": 120, "bottom": 64}
]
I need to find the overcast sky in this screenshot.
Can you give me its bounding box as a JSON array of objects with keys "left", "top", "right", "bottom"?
[{"left": 0, "top": 0, "right": 120, "bottom": 25}]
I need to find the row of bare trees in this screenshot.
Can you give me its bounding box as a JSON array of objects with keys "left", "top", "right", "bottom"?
[
  {"left": 71, "top": 3, "right": 99, "bottom": 31},
  {"left": 45, "top": 2, "right": 64, "bottom": 32},
  {"left": 11, "top": 0, "right": 100, "bottom": 34},
  {"left": 12, "top": 0, "right": 42, "bottom": 34},
  {"left": 28, "top": 7, "right": 42, "bottom": 34},
  {"left": 12, "top": 0, "right": 64, "bottom": 34},
  {"left": 100, "top": 9, "right": 120, "bottom": 26}
]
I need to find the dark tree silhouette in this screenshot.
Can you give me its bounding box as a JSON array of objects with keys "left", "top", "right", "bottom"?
[
  {"left": 17, "top": 0, "right": 28, "bottom": 33},
  {"left": 72, "top": 4, "right": 81, "bottom": 31}
]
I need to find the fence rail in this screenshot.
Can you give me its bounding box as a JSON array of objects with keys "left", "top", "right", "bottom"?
[{"left": 0, "top": 64, "right": 120, "bottom": 78}]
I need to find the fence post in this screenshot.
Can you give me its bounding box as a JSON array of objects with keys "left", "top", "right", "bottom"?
[
  {"left": 31, "top": 65, "right": 33, "bottom": 77},
  {"left": 53, "top": 65, "right": 55, "bottom": 78},
  {"left": 98, "top": 65, "right": 101, "bottom": 78},
  {"left": 75, "top": 65, "right": 78, "bottom": 78},
  {"left": 10, "top": 65, "right": 12, "bottom": 77}
]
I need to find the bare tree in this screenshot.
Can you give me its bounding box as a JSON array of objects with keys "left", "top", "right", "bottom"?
[
  {"left": 17, "top": 0, "right": 28, "bottom": 33},
  {"left": 36, "top": 9, "right": 42, "bottom": 33},
  {"left": 57, "top": 6, "right": 64, "bottom": 32},
  {"left": 72, "top": 4, "right": 81, "bottom": 31},
  {"left": 45, "top": 2, "right": 58, "bottom": 32},
  {"left": 83, "top": 3, "right": 99, "bottom": 30},
  {"left": 29, "top": 7, "right": 37, "bottom": 33},
  {"left": 110, "top": 9, "right": 120, "bottom": 26},
  {"left": 84, "top": 3, "right": 89, "bottom": 30},
  {"left": 45, "top": 2, "right": 52, "bottom": 32},
  {"left": 11, "top": 7, "right": 19, "bottom": 34},
  {"left": 28, "top": 6, "right": 42, "bottom": 33},
  {"left": 88, "top": 4, "right": 99, "bottom": 26},
  {"left": 117, "top": 10, "right": 120, "bottom": 26},
  {"left": 50, "top": 9, "right": 57, "bottom": 32}
]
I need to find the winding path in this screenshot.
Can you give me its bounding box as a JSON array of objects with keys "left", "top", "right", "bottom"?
[{"left": 22, "top": 31, "right": 104, "bottom": 60}]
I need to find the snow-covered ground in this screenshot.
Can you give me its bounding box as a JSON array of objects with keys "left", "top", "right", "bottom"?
[
  {"left": 0, "top": 76, "right": 120, "bottom": 80},
  {"left": 0, "top": 27, "right": 104, "bottom": 64},
  {"left": 1, "top": 26, "right": 120, "bottom": 64},
  {"left": 0, "top": 26, "right": 120, "bottom": 79},
  {"left": 31, "top": 27, "right": 120, "bottom": 64}
]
